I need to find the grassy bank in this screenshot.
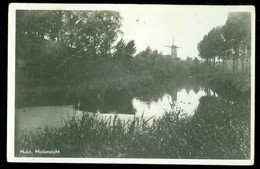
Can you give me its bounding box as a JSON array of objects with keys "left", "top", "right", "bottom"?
[
  {"left": 16, "top": 96, "right": 250, "bottom": 159},
  {"left": 15, "top": 75, "right": 154, "bottom": 107}
]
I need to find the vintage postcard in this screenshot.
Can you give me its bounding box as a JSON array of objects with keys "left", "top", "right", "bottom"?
[{"left": 7, "top": 3, "right": 255, "bottom": 165}]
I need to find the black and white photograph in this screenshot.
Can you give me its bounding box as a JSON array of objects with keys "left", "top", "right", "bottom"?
[{"left": 7, "top": 4, "right": 255, "bottom": 164}]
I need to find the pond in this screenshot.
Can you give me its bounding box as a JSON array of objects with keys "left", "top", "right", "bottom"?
[{"left": 16, "top": 80, "right": 218, "bottom": 133}]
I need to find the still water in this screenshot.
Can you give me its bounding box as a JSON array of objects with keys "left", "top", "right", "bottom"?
[{"left": 16, "top": 84, "right": 217, "bottom": 133}]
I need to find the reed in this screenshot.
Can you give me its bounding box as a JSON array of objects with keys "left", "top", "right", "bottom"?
[{"left": 15, "top": 99, "right": 250, "bottom": 159}]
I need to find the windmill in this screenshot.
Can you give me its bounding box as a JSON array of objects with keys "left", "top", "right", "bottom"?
[{"left": 164, "top": 36, "right": 180, "bottom": 59}]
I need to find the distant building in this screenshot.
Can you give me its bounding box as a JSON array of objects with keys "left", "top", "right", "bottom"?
[{"left": 165, "top": 36, "right": 180, "bottom": 59}]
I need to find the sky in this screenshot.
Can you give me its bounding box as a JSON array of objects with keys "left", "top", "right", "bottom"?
[{"left": 117, "top": 6, "right": 229, "bottom": 60}]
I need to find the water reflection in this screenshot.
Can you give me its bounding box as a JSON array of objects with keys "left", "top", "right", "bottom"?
[
  {"left": 17, "top": 79, "right": 231, "bottom": 133},
  {"left": 132, "top": 95, "right": 172, "bottom": 118},
  {"left": 132, "top": 88, "right": 216, "bottom": 118},
  {"left": 176, "top": 89, "right": 209, "bottom": 115},
  {"left": 79, "top": 90, "right": 135, "bottom": 114},
  {"left": 16, "top": 85, "right": 216, "bottom": 132},
  {"left": 76, "top": 80, "right": 205, "bottom": 115}
]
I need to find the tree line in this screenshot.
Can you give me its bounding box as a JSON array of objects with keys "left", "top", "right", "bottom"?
[
  {"left": 16, "top": 11, "right": 250, "bottom": 88},
  {"left": 16, "top": 10, "right": 205, "bottom": 87},
  {"left": 16, "top": 10, "right": 139, "bottom": 85},
  {"left": 197, "top": 12, "right": 251, "bottom": 73}
]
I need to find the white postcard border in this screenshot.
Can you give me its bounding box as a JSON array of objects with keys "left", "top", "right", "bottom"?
[{"left": 7, "top": 3, "right": 255, "bottom": 165}]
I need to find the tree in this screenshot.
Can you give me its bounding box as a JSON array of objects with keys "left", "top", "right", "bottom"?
[
  {"left": 16, "top": 10, "right": 63, "bottom": 41},
  {"left": 198, "top": 26, "right": 226, "bottom": 67},
  {"left": 62, "top": 11, "right": 122, "bottom": 52},
  {"left": 61, "top": 11, "right": 122, "bottom": 77},
  {"left": 189, "top": 57, "right": 202, "bottom": 74},
  {"left": 16, "top": 10, "right": 124, "bottom": 83},
  {"left": 133, "top": 46, "right": 155, "bottom": 75},
  {"left": 223, "top": 12, "right": 251, "bottom": 73},
  {"left": 197, "top": 34, "right": 211, "bottom": 66},
  {"left": 113, "top": 39, "right": 126, "bottom": 59},
  {"left": 113, "top": 39, "right": 136, "bottom": 73},
  {"left": 193, "top": 57, "right": 200, "bottom": 65},
  {"left": 16, "top": 10, "right": 78, "bottom": 84},
  {"left": 125, "top": 40, "right": 137, "bottom": 59}
]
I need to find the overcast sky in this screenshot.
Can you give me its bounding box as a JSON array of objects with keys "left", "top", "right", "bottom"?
[{"left": 118, "top": 6, "right": 229, "bottom": 60}]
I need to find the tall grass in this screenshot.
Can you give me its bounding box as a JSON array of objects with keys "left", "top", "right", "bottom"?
[{"left": 15, "top": 98, "right": 250, "bottom": 159}]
